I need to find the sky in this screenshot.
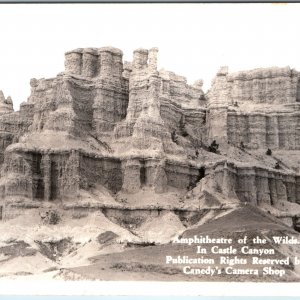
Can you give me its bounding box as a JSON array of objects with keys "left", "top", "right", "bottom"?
[{"left": 0, "top": 3, "right": 300, "bottom": 110}]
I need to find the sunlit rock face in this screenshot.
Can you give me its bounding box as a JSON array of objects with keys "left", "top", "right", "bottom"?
[
  {"left": 207, "top": 66, "right": 300, "bottom": 150},
  {"left": 0, "top": 46, "right": 299, "bottom": 230}
]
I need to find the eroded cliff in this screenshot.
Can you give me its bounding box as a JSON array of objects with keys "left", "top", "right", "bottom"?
[{"left": 0, "top": 46, "right": 299, "bottom": 237}]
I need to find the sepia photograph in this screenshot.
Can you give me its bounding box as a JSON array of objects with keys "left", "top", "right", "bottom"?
[{"left": 0, "top": 2, "right": 299, "bottom": 295}]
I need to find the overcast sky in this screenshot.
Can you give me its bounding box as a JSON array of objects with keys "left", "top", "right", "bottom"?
[{"left": 0, "top": 3, "right": 300, "bottom": 110}]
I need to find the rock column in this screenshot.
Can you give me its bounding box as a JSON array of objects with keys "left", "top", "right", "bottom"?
[
  {"left": 82, "top": 49, "right": 98, "bottom": 77},
  {"left": 64, "top": 49, "right": 82, "bottom": 75},
  {"left": 132, "top": 48, "right": 148, "bottom": 70},
  {"left": 148, "top": 47, "right": 158, "bottom": 73},
  {"left": 121, "top": 159, "right": 141, "bottom": 193},
  {"left": 42, "top": 154, "right": 51, "bottom": 201}
]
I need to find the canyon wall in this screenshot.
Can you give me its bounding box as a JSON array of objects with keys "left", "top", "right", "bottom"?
[
  {"left": 0, "top": 46, "right": 299, "bottom": 226},
  {"left": 227, "top": 67, "right": 298, "bottom": 105},
  {"left": 0, "top": 92, "right": 34, "bottom": 163},
  {"left": 207, "top": 66, "right": 300, "bottom": 150},
  {"left": 0, "top": 46, "right": 207, "bottom": 203},
  {"left": 210, "top": 162, "right": 300, "bottom": 206},
  {"left": 114, "top": 48, "right": 206, "bottom": 148},
  {"left": 227, "top": 111, "right": 300, "bottom": 150}
]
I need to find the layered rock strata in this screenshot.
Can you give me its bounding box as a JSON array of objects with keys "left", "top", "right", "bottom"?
[
  {"left": 208, "top": 66, "right": 300, "bottom": 150},
  {"left": 0, "top": 47, "right": 299, "bottom": 230}
]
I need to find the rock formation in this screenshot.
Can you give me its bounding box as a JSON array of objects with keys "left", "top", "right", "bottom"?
[
  {"left": 0, "top": 46, "right": 299, "bottom": 234},
  {"left": 208, "top": 66, "right": 300, "bottom": 150}
]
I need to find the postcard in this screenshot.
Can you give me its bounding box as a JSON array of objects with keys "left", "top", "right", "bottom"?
[{"left": 0, "top": 2, "right": 299, "bottom": 296}]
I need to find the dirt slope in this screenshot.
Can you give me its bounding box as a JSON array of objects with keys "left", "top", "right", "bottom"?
[{"left": 68, "top": 205, "right": 300, "bottom": 282}]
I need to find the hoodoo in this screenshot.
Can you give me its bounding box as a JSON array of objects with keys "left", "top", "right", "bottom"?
[{"left": 0, "top": 46, "right": 299, "bottom": 231}]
